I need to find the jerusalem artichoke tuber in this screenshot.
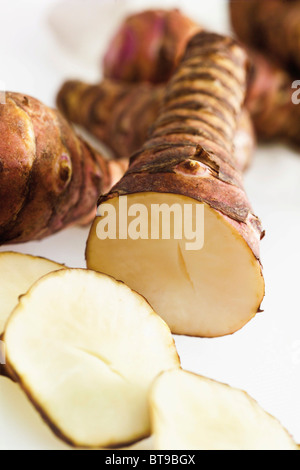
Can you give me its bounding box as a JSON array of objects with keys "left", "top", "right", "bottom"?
[
  {"left": 229, "top": 0, "right": 300, "bottom": 74},
  {"left": 0, "top": 93, "right": 127, "bottom": 245},
  {"left": 229, "top": 0, "right": 300, "bottom": 148},
  {"left": 103, "top": 9, "right": 199, "bottom": 84},
  {"left": 245, "top": 49, "right": 300, "bottom": 147},
  {"left": 57, "top": 79, "right": 255, "bottom": 172},
  {"left": 86, "top": 31, "right": 265, "bottom": 338}
]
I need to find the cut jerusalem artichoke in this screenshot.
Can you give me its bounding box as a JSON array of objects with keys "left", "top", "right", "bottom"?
[
  {"left": 3, "top": 268, "right": 180, "bottom": 449},
  {"left": 0, "top": 92, "right": 127, "bottom": 245},
  {"left": 57, "top": 79, "right": 255, "bottom": 171},
  {"left": 103, "top": 9, "right": 199, "bottom": 84},
  {"left": 86, "top": 31, "right": 265, "bottom": 338},
  {"left": 150, "top": 369, "right": 299, "bottom": 450}
]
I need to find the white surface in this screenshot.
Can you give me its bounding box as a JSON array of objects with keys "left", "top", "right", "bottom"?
[{"left": 1, "top": 0, "right": 300, "bottom": 450}]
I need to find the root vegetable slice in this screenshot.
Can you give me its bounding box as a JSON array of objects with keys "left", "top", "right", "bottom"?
[
  {"left": 4, "top": 269, "right": 180, "bottom": 449},
  {"left": 150, "top": 369, "right": 299, "bottom": 450},
  {"left": 0, "top": 252, "right": 65, "bottom": 338}
]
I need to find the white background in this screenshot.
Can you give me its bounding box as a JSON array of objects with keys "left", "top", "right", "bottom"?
[{"left": 1, "top": 0, "right": 300, "bottom": 450}]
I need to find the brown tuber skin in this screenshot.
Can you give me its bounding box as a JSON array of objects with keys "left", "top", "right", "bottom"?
[
  {"left": 86, "top": 31, "right": 265, "bottom": 337},
  {"left": 229, "top": 0, "right": 300, "bottom": 74},
  {"left": 57, "top": 79, "right": 255, "bottom": 172},
  {"left": 230, "top": 0, "right": 300, "bottom": 148},
  {"left": 57, "top": 80, "right": 165, "bottom": 161},
  {"left": 99, "top": 31, "right": 264, "bottom": 259},
  {"left": 246, "top": 49, "right": 300, "bottom": 147},
  {"left": 103, "top": 9, "right": 200, "bottom": 84},
  {"left": 0, "top": 93, "right": 127, "bottom": 245}
]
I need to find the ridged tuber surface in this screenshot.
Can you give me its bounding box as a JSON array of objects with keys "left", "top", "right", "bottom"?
[
  {"left": 0, "top": 93, "right": 127, "bottom": 245},
  {"left": 57, "top": 79, "right": 255, "bottom": 172},
  {"left": 86, "top": 31, "right": 265, "bottom": 338},
  {"left": 57, "top": 80, "right": 165, "bottom": 161},
  {"left": 103, "top": 9, "right": 200, "bottom": 84},
  {"left": 101, "top": 31, "right": 263, "bottom": 257},
  {"left": 229, "top": 0, "right": 300, "bottom": 73}
]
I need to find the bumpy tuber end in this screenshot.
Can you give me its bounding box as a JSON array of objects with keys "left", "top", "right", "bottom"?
[{"left": 103, "top": 9, "right": 200, "bottom": 84}]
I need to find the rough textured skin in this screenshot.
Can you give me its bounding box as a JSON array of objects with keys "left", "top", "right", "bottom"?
[
  {"left": 230, "top": 0, "right": 300, "bottom": 148},
  {"left": 103, "top": 9, "right": 200, "bottom": 84},
  {"left": 57, "top": 80, "right": 165, "bottom": 160},
  {"left": 246, "top": 49, "right": 300, "bottom": 147},
  {"left": 229, "top": 0, "right": 300, "bottom": 73},
  {"left": 57, "top": 79, "right": 255, "bottom": 171},
  {"left": 0, "top": 93, "right": 126, "bottom": 245},
  {"left": 99, "top": 32, "right": 264, "bottom": 261}
]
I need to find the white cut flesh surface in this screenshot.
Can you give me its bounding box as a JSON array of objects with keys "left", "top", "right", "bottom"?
[
  {"left": 0, "top": 252, "right": 64, "bottom": 336},
  {"left": 86, "top": 193, "right": 264, "bottom": 337},
  {"left": 4, "top": 269, "right": 180, "bottom": 449},
  {"left": 150, "top": 369, "right": 299, "bottom": 450}
]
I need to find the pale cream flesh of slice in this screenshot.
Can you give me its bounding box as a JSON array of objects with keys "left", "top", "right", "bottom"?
[
  {"left": 150, "top": 369, "right": 299, "bottom": 450},
  {"left": 0, "top": 252, "right": 65, "bottom": 337},
  {"left": 86, "top": 193, "right": 264, "bottom": 337},
  {"left": 4, "top": 269, "right": 180, "bottom": 449}
]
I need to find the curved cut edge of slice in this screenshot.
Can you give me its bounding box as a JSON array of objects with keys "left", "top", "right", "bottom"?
[
  {"left": 0, "top": 252, "right": 65, "bottom": 378},
  {"left": 150, "top": 369, "right": 299, "bottom": 451},
  {"left": 86, "top": 193, "right": 264, "bottom": 337},
  {"left": 4, "top": 268, "right": 180, "bottom": 449}
]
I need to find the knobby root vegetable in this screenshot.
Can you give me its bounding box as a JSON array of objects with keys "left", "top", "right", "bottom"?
[
  {"left": 86, "top": 31, "right": 265, "bottom": 338},
  {"left": 57, "top": 79, "right": 255, "bottom": 171},
  {"left": 229, "top": 0, "right": 300, "bottom": 74},
  {"left": 3, "top": 268, "right": 180, "bottom": 449},
  {"left": 0, "top": 93, "right": 127, "bottom": 245},
  {"left": 229, "top": 1, "right": 300, "bottom": 148},
  {"left": 150, "top": 369, "right": 299, "bottom": 450},
  {"left": 103, "top": 9, "right": 200, "bottom": 84},
  {"left": 246, "top": 49, "right": 300, "bottom": 147},
  {"left": 57, "top": 80, "right": 165, "bottom": 161},
  {"left": 0, "top": 252, "right": 65, "bottom": 378}
]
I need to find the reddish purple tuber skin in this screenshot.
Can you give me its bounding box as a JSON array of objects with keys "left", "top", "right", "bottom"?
[
  {"left": 0, "top": 93, "right": 127, "bottom": 245},
  {"left": 103, "top": 9, "right": 200, "bottom": 84}
]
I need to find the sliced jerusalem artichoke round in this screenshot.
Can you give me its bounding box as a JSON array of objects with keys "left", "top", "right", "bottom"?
[
  {"left": 0, "top": 252, "right": 65, "bottom": 378},
  {"left": 0, "top": 252, "right": 65, "bottom": 338},
  {"left": 86, "top": 31, "right": 265, "bottom": 338},
  {"left": 3, "top": 268, "right": 180, "bottom": 449},
  {"left": 150, "top": 369, "right": 299, "bottom": 450}
]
